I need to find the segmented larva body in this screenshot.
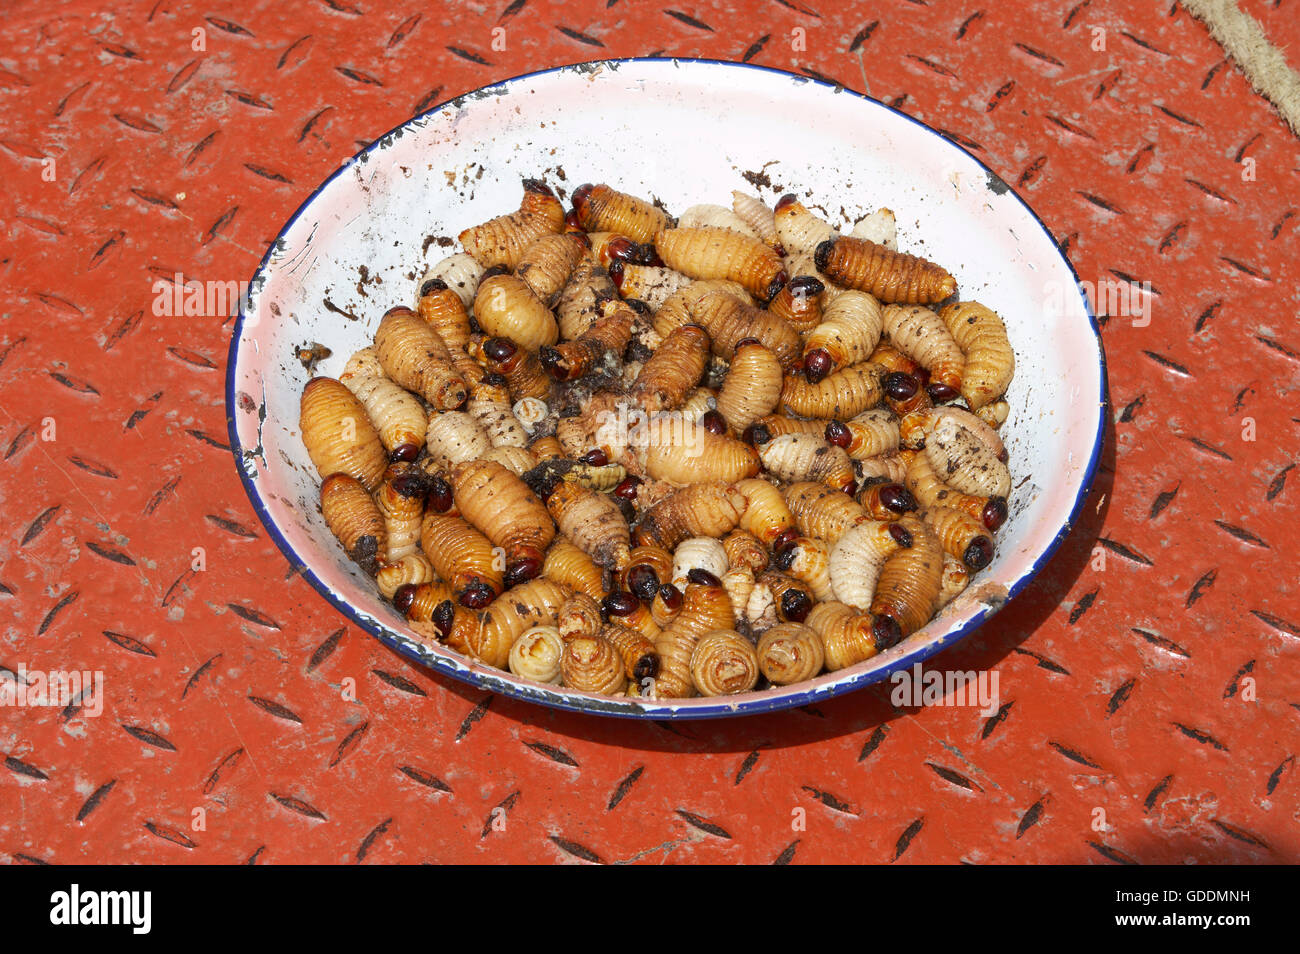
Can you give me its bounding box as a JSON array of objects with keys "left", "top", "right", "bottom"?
[
  {"left": 921, "top": 506, "right": 995, "bottom": 571},
  {"left": 556, "top": 254, "right": 617, "bottom": 340},
  {"left": 508, "top": 625, "right": 565, "bottom": 684},
  {"left": 468, "top": 338, "right": 552, "bottom": 402},
  {"left": 881, "top": 304, "right": 964, "bottom": 394},
  {"left": 459, "top": 181, "right": 566, "bottom": 269},
  {"left": 643, "top": 421, "right": 760, "bottom": 486},
  {"left": 400, "top": 580, "right": 457, "bottom": 624},
  {"left": 516, "top": 232, "right": 588, "bottom": 305},
  {"left": 773, "top": 536, "right": 834, "bottom": 602},
  {"left": 376, "top": 463, "right": 427, "bottom": 562},
  {"left": 651, "top": 579, "right": 736, "bottom": 698},
  {"left": 744, "top": 578, "right": 778, "bottom": 634},
  {"left": 376, "top": 553, "right": 435, "bottom": 600},
  {"left": 735, "top": 477, "right": 795, "bottom": 545},
  {"left": 542, "top": 536, "right": 606, "bottom": 599},
  {"left": 815, "top": 235, "right": 956, "bottom": 304},
  {"left": 474, "top": 578, "right": 572, "bottom": 669},
  {"left": 723, "top": 529, "right": 769, "bottom": 573},
  {"left": 652, "top": 279, "right": 752, "bottom": 339},
  {"left": 562, "top": 636, "right": 628, "bottom": 695},
  {"left": 374, "top": 307, "right": 467, "bottom": 411},
  {"left": 803, "top": 290, "right": 884, "bottom": 382},
  {"left": 321, "top": 473, "right": 386, "bottom": 574},
  {"left": 923, "top": 417, "right": 1012, "bottom": 498},
  {"left": 467, "top": 395, "right": 529, "bottom": 448},
  {"left": 781, "top": 363, "right": 884, "bottom": 419},
  {"left": 758, "top": 569, "right": 814, "bottom": 624},
  {"left": 783, "top": 481, "right": 869, "bottom": 545},
  {"left": 805, "top": 601, "right": 886, "bottom": 671},
  {"left": 937, "top": 554, "right": 970, "bottom": 608},
  {"left": 655, "top": 227, "right": 787, "bottom": 302},
  {"left": 833, "top": 407, "right": 900, "bottom": 461},
  {"left": 716, "top": 339, "right": 783, "bottom": 434},
  {"left": 338, "top": 364, "right": 427, "bottom": 461},
  {"left": 564, "top": 461, "right": 628, "bottom": 493},
  {"left": 514, "top": 397, "right": 549, "bottom": 434},
  {"left": 829, "top": 520, "right": 910, "bottom": 611},
  {"left": 630, "top": 323, "right": 710, "bottom": 412},
  {"left": 421, "top": 252, "right": 484, "bottom": 313},
  {"left": 546, "top": 479, "right": 631, "bottom": 570},
  {"left": 610, "top": 595, "right": 663, "bottom": 642},
  {"left": 621, "top": 544, "right": 675, "bottom": 592},
  {"left": 856, "top": 453, "right": 910, "bottom": 484},
  {"left": 758, "top": 433, "right": 857, "bottom": 493},
  {"left": 634, "top": 481, "right": 748, "bottom": 551},
  {"left": 452, "top": 459, "right": 555, "bottom": 583},
  {"left": 541, "top": 297, "right": 635, "bottom": 382},
  {"left": 691, "top": 630, "right": 761, "bottom": 696},
  {"left": 690, "top": 289, "right": 802, "bottom": 371},
  {"left": 721, "top": 568, "right": 756, "bottom": 624},
  {"left": 300, "top": 377, "right": 388, "bottom": 490},
  {"left": 731, "top": 190, "right": 782, "bottom": 251},
  {"left": 650, "top": 583, "right": 684, "bottom": 629},
  {"left": 785, "top": 249, "right": 846, "bottom": 307},
  {"left": 938, "top": 300, "right": 1015, "bottom": 410},
  {"left": 870, "top": 515, "right": 943, "bottom": 636},
  {"left": 975, "top": 400, "right": 1010, "bottom": 430},
  {"left": 756, "top": 622, "right": 825, "bottom": 685},
  {"left": 557, "top": 592, "right": 602, "bottom": 641},
  {"left": 677, "top": 388, "right": 717, "bottom": 426},
  {"left": 573, "top": 183, "right": 670, "bottom": 244},
  {"left": 899, "top": 406, "right": 1005, "bottom": 461},
  {"left": 774, "top": 194, "right": 837, "bottom": 257},
  {"left": 598, "top": 622, "right": 660, "bottom": 682},
  {"left": 677, "top": 203, "right": 760, "bottom": 239},
  {"left": 767, "top": 275, "right": 825, "bottom": 333},
  {"left": 856, "top": 480, "right": 918, "bottom": 521},
  {"left": 867, "top": 340, "right": 921, "bottom": 376},
  {"left": 417, "top": 281, "right": 474, "bottom": 353},
  {"left": 747, "top": 415, "right": 826, "bottom": 443},
  {"left": 424, "top": 410, "right": 491, "bottom": 471},
  {"left": 905, "top": 451, "right": 1006, "bottom": 531},
  {"left": 612, "top": 264, "right": 693, "bottom": 310},
  {"left": 420, "top": 512, "right": 503, "bottom": 603},
  {"left": 849, "top": 208, "right": 898, "bottom": 250},
  {"left": 672, "top": 537, "right": 729, "bottom": 588},
  {"left": 481, "top": 445, "right": 537, "bottom": 477},
  {"left": 474, "top": 273, "right": 558, "bottom": 352}
]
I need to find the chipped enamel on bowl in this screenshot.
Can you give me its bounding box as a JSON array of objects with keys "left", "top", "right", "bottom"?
[{"left": 227, "top": 58, "right": 1105, "bottom": 720}]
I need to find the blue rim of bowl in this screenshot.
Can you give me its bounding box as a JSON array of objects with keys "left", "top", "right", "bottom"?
[{"left": 225, "top": 57, "right": 1108, "bottom": 720}]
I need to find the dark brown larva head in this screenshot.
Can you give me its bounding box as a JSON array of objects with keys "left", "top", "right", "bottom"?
[
  {"left": 742, "top": 422, "right": 772, "bottom": 446},
  {"left": 504, "top": 556, "right": 541, "bottom": 587},
  {"left": 804, "top": 349, "right": 834, "bottom": 385},
  {"left": 771, "top": 527, "right": 799, "bottom": 553},
  {"left": 481, "top": 264, "right": 510, "bottom": 280},
  {"left": 459, "top": 582, "right": 495, "bottom": 609},
  {"left": 390, "top": 471, "right": 428, "bottom": 499},
  {"left": 883, "top": 371, "right": 919, "bottom": 402},
  {"left": 483, "top": 337, "right": 517, "bottom": 362},
  {"left": 571, "top": 183, "right": 595, "bottom": 218},
  {"left": 420, "top": 278, "right": 448, "bottom": 296},
  {"left": 872, "top": 614, "right": 903, "bottom": 650},
  {"left": 390, "top": 442, "right": 421, "bottom": 463},
  {"left": 431, "top": 600, "right": 455, "bottom": 637},
  {"left": 383, "top": 304, "right": 418, "bottom": 321},
  {"left": 601, "top": 590, "right": 639, "bottom": 619},
  {"left": 579, "top": 448, "right": 608, "bottom": 466},
  {"left": 780, "top": 587, "right": 812, "bottom": 623},
  {"left": 522, "top": 178, "right": 553, "bottom": 196},
  {"left": 762, "top": 271, "right": 788, "bottom": 305},
  {"left": 813, "top": 238, "right": 835, "bottom": 271},
  {"left": 774, "top": 193, "right": 799, "bottom": 213},
  {"left": 537, "top": 346, "right": 567, "bottom": 380},
  {"left": 824, "top": 419, "right": 851, "bottom": 447},
  {"left": 657, "top": 583, "right": 683, "bottom": 611},
  {"left": 426, "top": 476, "right": 454, "bottom": 513},
  {"left": 606, "top": 259, "right": 625, "bottom": 290},
  {"left": 887, "top": 522, "right": 913, "bottom": 548},
  {"left": 964, "top": 536, "right": 994, "bottom": 570},
  {"left": 982, "top": 496, "right": 1009, "bottom": 531},
  {"left": 788, "top": 275, "right": 824, "bottom": 298},
  {"left": 392, "top": 583, "right": 417, "bottom": 615},
  {"left": 878, "top": 483, "right": 917, "bottom": 514},
  {"left": 569, "top": 229, "right": 592, "bottom": 249},
  {"left": 481, "top": 372, "right": 509, "bottom": 390},
  {"left": 687, "top": 568, "right": 722, "bottom": 588},
  {"left": 627, "top": 564, "right": 660, "bottom": 604},
  {"left": 926, "top": 382, "right": 960, "bottom": 403},
  {"left": 612, "top": 475, "right": 641, "bottom": 500},
  {"left": 701, "top": 410, "right": 727, "bottom": 435},
  {"left": 625, "top": 298, "right": 651, "bottom": 316},
  {"left": 603, "top": 236, "right": 639, "bottom": 265},
  {"left": 771, "top": 544, "right": 797, "bottom": 572},
  {"left": 564, "top": 207, "right": 583, "bottom": 232},
  {"left": 632, "top": 652, "right": 660, "bottom": 682}
]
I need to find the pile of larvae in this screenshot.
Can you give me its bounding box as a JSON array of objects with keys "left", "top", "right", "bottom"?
[{"left": 298, "top": 179, "right": 1015, "bottom": 700}]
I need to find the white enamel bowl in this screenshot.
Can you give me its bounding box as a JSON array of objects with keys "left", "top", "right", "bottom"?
[{"left": 227, "top": 59, "right": 1106, "bottom": 719}]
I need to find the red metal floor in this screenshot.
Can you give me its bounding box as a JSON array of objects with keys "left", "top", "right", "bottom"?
[{"left": 1, "top": 0, "right": 1296, "bottom": 864}]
